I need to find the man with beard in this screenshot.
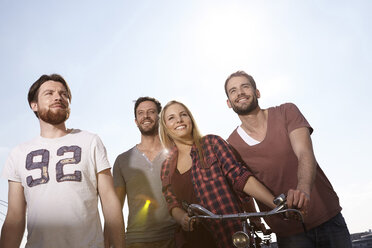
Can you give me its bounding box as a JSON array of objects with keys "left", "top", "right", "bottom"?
[
  {"left": 224, "top": 71, "right": 352, "bottom": 248},
  {"left": 0, "top": 74, "right": 125, "bottom": 248},
  {"left": 112, "top": 97, "right": 176, "bottom": 248},
  {"left": 225, "top": 71, "right": 351, "bottom": 248}
]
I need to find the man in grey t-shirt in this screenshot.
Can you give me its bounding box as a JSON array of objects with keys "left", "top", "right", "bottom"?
[{"left": 113, "top": 97, "right": 176, "bottom": 248}]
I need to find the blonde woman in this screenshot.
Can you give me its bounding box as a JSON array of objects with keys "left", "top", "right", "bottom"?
[{"left": 159, "top": 100, "right": 277, "bottom": 248}]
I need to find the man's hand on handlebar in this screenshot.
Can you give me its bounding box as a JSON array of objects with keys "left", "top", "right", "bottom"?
[{"left": 286, "top": 188, "right": 310, "bottom": 217}]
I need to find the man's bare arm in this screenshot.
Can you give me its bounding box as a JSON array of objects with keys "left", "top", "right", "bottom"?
[
  {"left": 287, "top": 127, "right": 317, "bottom": 212},
  {"left": 0, "top": 181, "right": 27, "bottom": 248},
  {"left": 98, "top": 169, "right": 126, "bottom": 248}
]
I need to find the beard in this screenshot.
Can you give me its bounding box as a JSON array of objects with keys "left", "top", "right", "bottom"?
[
  {"left": 138, "top": 120, "right": 159, "bottom": 136},
  {"left": 231, "top": 96, "right": 259, "bottom": 115},
  {"left": 38, "top": 107, "right": 70, "bottom": 125}
]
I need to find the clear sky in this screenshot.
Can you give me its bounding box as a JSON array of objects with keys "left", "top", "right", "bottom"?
[{"left": 1, "top": 0, "right": 371, "bottom": 241}]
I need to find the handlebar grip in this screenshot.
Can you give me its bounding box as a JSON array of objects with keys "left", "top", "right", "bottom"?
[
  {"left": 182, "top": 201, "right": 193, "bottom": 217},
  {"left": 273, "top": 194, "right": 286, "bottom": 206}
]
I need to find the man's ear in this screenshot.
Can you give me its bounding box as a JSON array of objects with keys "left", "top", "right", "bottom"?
[
  {"left": 256, "top": 89, "right": 261, "bottom": 98},
  {"left": 30, "top": 102, "right": 38, "bottom": 112},
  {"left": 134, "top": 118, "right": 139, "bottom": 127},
  {"left": 227, "top": 99, "right": 232, "bottom": 109}
]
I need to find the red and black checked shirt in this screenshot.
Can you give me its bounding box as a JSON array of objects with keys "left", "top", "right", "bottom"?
[{"left": 161, "top": 135, "right": 253, "bottom": 248}]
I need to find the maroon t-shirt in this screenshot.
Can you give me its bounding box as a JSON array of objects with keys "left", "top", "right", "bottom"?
[
  {"left": 227, "top": 103, "right": 342, "bottom": 237},
  {"left": 172, "top": 168, "right": 217, "bottom": 248}
]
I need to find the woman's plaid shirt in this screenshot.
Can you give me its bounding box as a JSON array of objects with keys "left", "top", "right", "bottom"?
[{"left": 161, "top": 134, "right": 253, "bottom": 248}]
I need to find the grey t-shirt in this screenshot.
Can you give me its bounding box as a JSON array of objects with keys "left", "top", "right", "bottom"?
[{"left": 113, "top": 146, "right": 176, "bottom": 244}]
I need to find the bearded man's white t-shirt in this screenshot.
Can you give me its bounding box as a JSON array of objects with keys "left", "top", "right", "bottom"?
[{"left": 2, "top": 129, "right": 110, "bottom": 248}]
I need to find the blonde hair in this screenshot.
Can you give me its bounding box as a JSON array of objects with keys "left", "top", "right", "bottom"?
[{"left": 159, "top": 101, "right": 205, "bottom": 162}]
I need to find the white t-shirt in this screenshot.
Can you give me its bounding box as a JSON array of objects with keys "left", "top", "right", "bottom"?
[
  {"left": 237, "top": 126, "right": 261, "bottom": 146},
  {"left": 2, "top": 129, "right": 110, "bottom": 248}
]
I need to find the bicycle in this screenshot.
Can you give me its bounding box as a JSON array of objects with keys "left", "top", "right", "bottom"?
[{"left": 184, "top": 194, "right": 306, "bottom": 248}]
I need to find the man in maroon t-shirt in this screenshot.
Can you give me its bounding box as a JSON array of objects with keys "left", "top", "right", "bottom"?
[{"left": 224, "top": 71, "right": 351, "bottom": 248}]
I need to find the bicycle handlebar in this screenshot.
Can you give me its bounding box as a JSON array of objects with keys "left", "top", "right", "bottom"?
[
  {"left": 186, "top": 194, "right": 306, "bottom": 231},
  {"left": 184, "top": 194, "right": 307, "bottom": 248},
  {"left": 187, "top": 204, "right": 304, "bottom": 221}
]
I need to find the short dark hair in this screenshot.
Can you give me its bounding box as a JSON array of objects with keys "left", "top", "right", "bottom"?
[
  {"left": 134, "top": 96, "right": 162, "bottom": 118},
  {"left": 224, "top": 71, "right": 257, "bottom": 96},
  {"left": 28, "top": 74, "right": 72, "bottom": 118}
]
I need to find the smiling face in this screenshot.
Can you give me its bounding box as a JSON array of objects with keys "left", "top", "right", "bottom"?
[
  {"left": 226, "top": 75, "right": 260, "bottom": 115},
  {"left": 30, "top": 80, "right": 70, "bottom": 125},
  {"left": 163, "top": 103, "right": 193, "bottom": 142},
  {"left": 135, "top": 100, "right": 159, "bottom": 136}
]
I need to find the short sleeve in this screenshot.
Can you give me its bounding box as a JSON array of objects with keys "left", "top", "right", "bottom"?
[
  {"left": 91, "top": 135, "right": 111, "bottom": 173},
  {"left": 2, "top": 148, "right": 22, "bottom": 182},
  {"left": 283, "top": 103, "right": 313, "bottom": 134},
  {"left": 112, "top": 156, "right": 125, "bottom": 187}
]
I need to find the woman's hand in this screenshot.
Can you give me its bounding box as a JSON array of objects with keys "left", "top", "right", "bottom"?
[
  {"left": 171, "top": 207, "right": 196, "bottom": 232},
  {"left": 180, "top": 212, "right": 197, "bottom": 231}
]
